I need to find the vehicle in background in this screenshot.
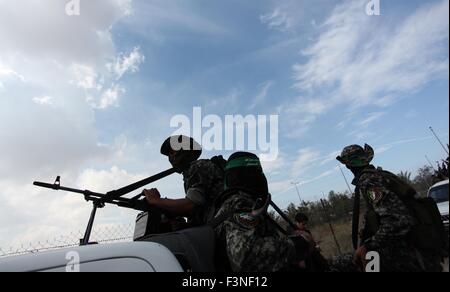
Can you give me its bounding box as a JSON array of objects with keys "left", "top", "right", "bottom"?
[{"left": 428, "top": 179, "right": 449, "bottom": 232}]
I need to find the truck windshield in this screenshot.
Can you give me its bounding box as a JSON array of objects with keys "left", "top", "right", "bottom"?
[{"left": 429, "top": 184, "right": 449, "bottom": 204}]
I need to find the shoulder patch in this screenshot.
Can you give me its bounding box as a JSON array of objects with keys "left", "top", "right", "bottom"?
[
  {"left": 367, "top": 187, "right": 384, "bottom": 204},
  {"left": 233, "top": 213, "right": 260, "bottom": 229}
]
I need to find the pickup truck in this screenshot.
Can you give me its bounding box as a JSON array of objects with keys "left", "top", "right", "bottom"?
[
  {"left": 0, "top": 242, "right": 183, "bottom": 272},
  {"left": 0, "top": 225, "right": 215, "bottom": 272}
]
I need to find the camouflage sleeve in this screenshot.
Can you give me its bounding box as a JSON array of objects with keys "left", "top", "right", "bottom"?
[
  {"left": 183, "top": 162, "right": 207, "bottom": 206},
  {"left": 214, "top": 194, "right": 255, "bottom": 271},
  {"left": 359, "top": 173, "right": 415, "bottom": 251}
]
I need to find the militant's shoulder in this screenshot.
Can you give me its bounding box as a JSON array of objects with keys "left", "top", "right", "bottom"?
[
  {"left": 359, "top": 168, "right": 386, "bottom": 188},
  {"left": 191, "top": 159, "right": 219, "bottom": 172},
  {"left": 183, "top": 159, "right": 224, "bottom": 185},
  {"left": 359, "top": 169, "right": 392, "bottom": 205},
  {"left": 183, "top": 159, "right": 209, "bottom": 176},
  {"left": 220, "top": 190, "right": 254, "bottom": 209}
]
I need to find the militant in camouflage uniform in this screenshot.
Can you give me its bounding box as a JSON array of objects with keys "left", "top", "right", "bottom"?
[
  {"left": 212, "top": 152, "right": 295, "bottom": 272},
  {"left": 182, "top": 158, "right": 226, "bottom": 225},
  {"left": 144, "top": 135, "right": 225, "bottom": 227},
  {"left": 331, "top": 144, "right": 443, "bottom": 272}
]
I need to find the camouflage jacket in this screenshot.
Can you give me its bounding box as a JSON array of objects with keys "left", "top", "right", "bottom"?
[
  {"left": 214, "top": 190, "right": 295, "bottom": 272},
  {"left": 353, "top": 166, "right": 415, "bottom": 251},
  {"left": 182, "top": 159, "right": 224, "bottom": 225}
]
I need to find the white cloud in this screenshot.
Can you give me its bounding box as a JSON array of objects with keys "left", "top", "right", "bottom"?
[
  {"left": 295, "top": 0, "right": 449, "bottom": 101},
  {"left": 277, "top": 97, "right": 327, "bottom": 138},
  {"left": 359, "top": 112, "right": 386, "bottom": 127},
  {"left": 205, "top": 88, "right": 242, "bottom": 112},
  {"left": 0, "top": 162, "right": 185, "bottom": 248},
  {"left": 271, "top": 167, "right": 338, "bottom": 200},
  {"left": 76, "top": 166, "right": 146, "bottom": 194},
  {"left": 0, "top": 0, "right": 132, "bottom": 65},
  {"left": 347, "top": 130, "right": 375, "bottom": 142},
  {"left": 70, "top": 47, "right": 145, "bottom": 110},
  {"left": 294, "top": 98, "right": 329, "bottom": 115},
  {"left": 107, "top": 47, "right": 145, "bottom": 80},
  {"left": 260, "top": 151, "right": 286, "bottom": 174},
  {"left": 260, "top": 8, "right": 294, "bottom": 32},
  {"left": 287, "top": 0, "right": 449, "bottom": 134},
  {"left": 0, "top": 1, "right": 143, "bottom": 111},
  {"left": 97, "top": 84, "right": 124, "bottom": 109},
  {"left": 299, "top": 167, "right": 338, "bottom": 185},
  {"left": 0, "top": 0, "right": 149, "bottom": 249},
  {"left": 259, "top": 0, "right": 313, "bottom": 33},
  {"left": 249, "top": 81, "right": 274, "bottom": 110},
  {"left": 32, "top": 95, "right": 54, "bottom": 106},
  {"left": 291, "top": 148, "right": 321, "bottom": 177},
  {"left": 319, "top": 150, "right": 341, "bottom": 166},
  {"left": 0, "top": 63, "right": 25, "bottom": 82},
  {"left": 71, "top": 64, "right": 102, "bottom": 91},
  {"left": 269, "top": 179, "right": 293, "bottom": 195}
]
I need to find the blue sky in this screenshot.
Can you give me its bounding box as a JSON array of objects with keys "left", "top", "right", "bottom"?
[{"left": 0, "top": 0, "right": 448, "bottom": 247}]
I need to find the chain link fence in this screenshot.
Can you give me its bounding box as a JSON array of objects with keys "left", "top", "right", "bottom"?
[{"left": 0, "top": 224, "right": 135, "bottom": 258}]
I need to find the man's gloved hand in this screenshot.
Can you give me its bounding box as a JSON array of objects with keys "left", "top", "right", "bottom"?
[{"left": 144, "top": 188, "right": 161, "bottom": 207}]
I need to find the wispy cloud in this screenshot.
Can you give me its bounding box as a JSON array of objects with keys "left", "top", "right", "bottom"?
[
  {"left": 260, "top": 8, "right": 294, "bottom": 32},
  {"left": 286, "top": 0, "right": 449, "bottom": 135},
  {"left": 32, "top": 95, "right": 54, "bottom": 106},
  {"left": 359, "top": 112, "right": 386, "bottom": 127},
  {"left": 272, "top": 167, "right": 338, "bottom": 199},
  {"left": 249, "top": 81, "right": 274, "bottom": 110},
  {"left": 291, "top": 148, "right": 321, "bottom": 177},
  {"left": 0, "top": 63, "right": 25, "bottom": 82},
  {"left": 130, "top": 1, "right": 230, "bottom": 41},
  {"left": 98, "top": 84, "right": 125, "bottom": 109},
  {"left": 107, "top": 47, "right": 145, "bottom": 80},
  {"left": 71, "top": 47, "right": 145, "bottom": 109}
]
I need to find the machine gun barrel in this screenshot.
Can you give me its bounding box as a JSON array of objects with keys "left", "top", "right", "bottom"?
[
  {"left": 105, "top": 168, "right": 176, "bottom": 200},
  {"left": 33, "top": 168, "right": 175, "bottom": 245},
  {"left": 269, "top": 200, "right": 297, "bottom": 231},
  {"left": 33, "top": 181, "right": 151, "bottom": 212}
]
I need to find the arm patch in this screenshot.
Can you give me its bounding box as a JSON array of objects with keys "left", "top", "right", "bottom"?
[{"left": 367, "top": 187, "right": 384, "bottom": 204}]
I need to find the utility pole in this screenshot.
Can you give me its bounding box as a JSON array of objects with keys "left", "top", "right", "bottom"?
[
  {"left": 291, "top": 181, "right": 302, "bottom": 205},
  {"left": 429, "top": 126, "right": 449, "bottom": 156}
]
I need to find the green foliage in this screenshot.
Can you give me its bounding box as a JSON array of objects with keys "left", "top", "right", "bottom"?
[
  {"left": 271, "top": 190, "right": 354, "bottom": 229},
  {"left": 397, "top": 171, "right": 413, "bottom": 185}
]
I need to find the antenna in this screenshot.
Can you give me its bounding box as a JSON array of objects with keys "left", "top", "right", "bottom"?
[
  {"left": 425, "top": 155, "right": 437, "bottom": 171},
  {"left": 429, "top": 126, "right": 449, "bottom": 156},
  {"left": 290, "top": 181, "right": 303, "bottom": 204},
  {"left": 338, "top": 165, "right": 354, "bottom": 195}
]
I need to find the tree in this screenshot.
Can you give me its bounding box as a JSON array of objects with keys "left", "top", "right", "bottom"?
[
  {"left": 412, "top": 166, "right": 435, "bottom": 197},
  {"left": 397, "top": 171, "right": 413, "bottom": 185}
]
